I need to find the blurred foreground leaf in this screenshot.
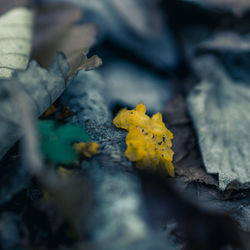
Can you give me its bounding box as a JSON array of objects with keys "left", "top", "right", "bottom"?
[
  {"left": 38, "top": 120, "right": 90, "bottom": 164},
  {"left": 32, "top": 3, "right": 102, "bottom": 77},
  {"left": 47, "top": 0, "right": 178, "bottom": 70},
  {"left": 0, "top": 53, "right": 69, "bottom": 160},
  {"left": 0, "top": 3, "right": 102, "bottom": 160}
]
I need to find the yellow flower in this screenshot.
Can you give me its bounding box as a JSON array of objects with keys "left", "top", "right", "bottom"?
[{"left": 113, "top": 103, "right": 174, "bottom": 176}]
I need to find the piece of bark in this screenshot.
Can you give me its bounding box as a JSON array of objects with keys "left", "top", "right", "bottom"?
[{"left": 59, "top": 71, "right": 177, "bottom": 250}]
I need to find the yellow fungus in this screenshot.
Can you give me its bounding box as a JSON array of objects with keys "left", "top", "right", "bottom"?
[
  {"left": 113, "top": 103, "right": 174, "bottom": 176},
  {"left": 74, "top": 142, "right": 100, "bottom": 158},
  {"left": 57, "top": 166, "right": 73, "bottom": 177}
]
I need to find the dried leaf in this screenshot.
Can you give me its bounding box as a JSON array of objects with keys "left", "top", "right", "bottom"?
[
  {"left": 0, "top": 53, "right": 69, "bottom": 160},
  {"left": 33, "top": 3, "right": 82, "bottom": 50},
  {"left": 66, "top": 54, "right": 102, "bottom": 78},
  {"left": 32, "top": 3, "right": 101, "bottom": 75},
  {"left": 0, "top": 7, "right": 33, "bottom": 78},
  {"left": 16, "top": 87, "right": 93, "bottom": 239},
  {"left": 51, "top": 0, "right": 177, "bottom": 69},
  {"left": 163, "top": 95, "right": 218, "bottom": 186},
  {"left": 187, "top": 56, "right": 250, "bottom": 190}
]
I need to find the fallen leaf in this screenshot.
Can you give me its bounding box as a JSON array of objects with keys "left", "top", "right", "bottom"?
[
  {"left": 0, "top": 7, "right": 33, "bottom": 78},
  {"left": 0, "top": 53, "right": 69, "bottom": 159},
  {"left": 32, "top": 3, "right": 102, "bottom": 76},
  {"left": 15, "top": 90, "right": 93, "bottom": 240},
  {"left": 33, "top": 3, "right": 81, "bottom": 49},
  {"left": 49, "top": 0, "right": 178, "bottom": 70},
  {"left": 187, "top": 56, "right": 250, "bottom": 190},
  {"left": 163, "top": 95, "right": 218, "bottom": 186}
]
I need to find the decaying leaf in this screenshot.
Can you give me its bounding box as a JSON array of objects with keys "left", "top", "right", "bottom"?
[
  {"left": 32, "top": 3, "right": 81, "bottom": 50},
  {"left": 182, "top": 0, "right": 250, "bottom": 16},
  {"left": 187, "top": 56, "right": 250, "bottom": 190},
  {"left": 15, "top": 86, "right": 93, "bottom": 239},
  {"left": 32, "top": 3, "right": 102, "bottom": 76},
  {"left": 0, "top": 7, "right": 33, "bottom": 78},
  {"left": 163, "top": 95, "right": 218, "bottom": 186},
  {"left": 0, "top": 2, "right": 102, "bottom": 159},
  {"left": 0, "top": 53, "right": 69, "bottom": 160},
  {"left": 49, "top": 0, "right": 177, "bottom": 70}
]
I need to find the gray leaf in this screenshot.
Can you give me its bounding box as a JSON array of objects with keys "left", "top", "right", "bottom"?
[
  {"left": 0, "top": 53, "right": 69, "bottom": 160},
  {"left": 41, "top": 0, "right": 178, "bottom": 69},
  {"left": 187, "top": 56, "right": 250, "bottom": 190}
]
